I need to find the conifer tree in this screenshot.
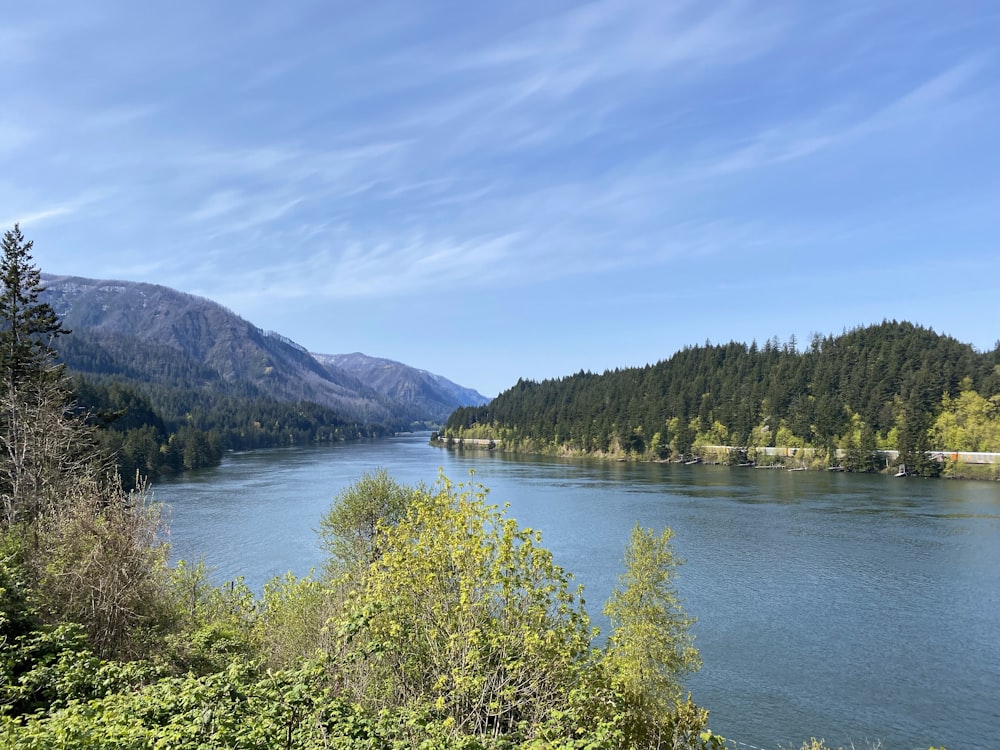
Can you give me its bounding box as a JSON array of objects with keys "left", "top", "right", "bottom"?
[
  {"left": 0, "top": 226, "right": 164, "bottom": 657},
  {"left": 0, "top": 224, "right": 67, "bottom": 393},
  {"left": 0, "top": 224, "right": 80, "bottom": 526}
]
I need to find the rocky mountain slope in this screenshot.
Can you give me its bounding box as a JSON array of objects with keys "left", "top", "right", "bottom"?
[
  {"left": 313, "top": 352, "right": 489, "bottom": 422},
  {"left": 41, "top": 274, "right": 487, "bottom": 425}
]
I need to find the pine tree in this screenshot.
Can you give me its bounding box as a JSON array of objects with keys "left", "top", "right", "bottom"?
[
  {"left": 0, "top": 224, "right": 81, "bottom": 526},
  {"left": 0, "top": 224, "right": 67, "bottom": 392}
]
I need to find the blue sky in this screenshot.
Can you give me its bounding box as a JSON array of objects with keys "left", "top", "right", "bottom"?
[{"left": 3, "top": 1, "right": 999, "bottom": 396}]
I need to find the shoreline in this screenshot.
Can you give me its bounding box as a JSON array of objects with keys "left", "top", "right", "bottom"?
[{"left": 431, "top": 436, "right": 1000, "bottom": 481}]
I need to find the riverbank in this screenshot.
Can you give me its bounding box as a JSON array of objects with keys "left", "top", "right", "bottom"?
[{"left": 431, "top": 435, "right": 1000, "bottom": 480}]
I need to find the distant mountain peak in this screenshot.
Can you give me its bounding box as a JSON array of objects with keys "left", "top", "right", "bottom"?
[{"left": 312, "top": 352, "right": 489, "bottom": 422}]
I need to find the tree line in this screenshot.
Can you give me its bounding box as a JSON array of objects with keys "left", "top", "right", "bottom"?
[
  {"left": 71, "top": 377, "right": 394, "bottom": 488},
  {"left": 444, "top": 324, "right": 1000, "bottom": 478},
  {"left": 59, "top": 330, "right": 413, "bottom": 441}
]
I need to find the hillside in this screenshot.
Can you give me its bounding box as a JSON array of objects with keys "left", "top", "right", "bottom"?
[
  {"left": 41, "top": 274, "right": 486, "bottom": 428},
  {"left": 445, "top": 322, "right": 1000, "bottom": 477}
]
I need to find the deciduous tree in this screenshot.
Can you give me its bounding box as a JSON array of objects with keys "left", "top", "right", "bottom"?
[
  {"left": 603, "top": 524, "right": 701, "bottom": 713},
  {"left": 335, "top": 472, "right": 596, "bottom": 739},
  {"left": 315, "top": 467, "right": 418, "bottom": 577},
  {"left": 0, "top": 224, "right": 91, "bottom": 527},
  {"left": 0, "top": 225, "right": 166, "bottom": 659}
]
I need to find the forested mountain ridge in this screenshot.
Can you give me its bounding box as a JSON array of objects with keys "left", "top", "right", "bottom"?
[
  {"left": 43, "top": 275, "right": 398, "bottom": 421},
  {"left": 445, "top": 322, "right": 1000, "bottom": 477},
  {"left": 41, "top": 274, "right": 486, "bottom": 426},
  {"left": 34, "top": 274, "right": 487, "bottom": 481}
]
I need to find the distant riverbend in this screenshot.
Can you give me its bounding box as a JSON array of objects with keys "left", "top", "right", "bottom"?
[{"left": 155, "top": 433, "right": 1000, "bottom": 750}]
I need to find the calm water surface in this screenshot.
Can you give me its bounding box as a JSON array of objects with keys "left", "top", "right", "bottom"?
[{"left": 154, "top": 434, "right": 1000, "bottom": 749}]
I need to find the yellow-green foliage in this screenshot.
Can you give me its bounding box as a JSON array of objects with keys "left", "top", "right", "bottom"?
[
  {"left": 603, "top": 525, "right": 701, "bottom": 713},
  {"left": 255, "top": 571, "right": 337, "bottom": 669},
  {"left": 1, "top": 660, "right": 375, "bottom": 750},
  {"left": 315, "top": 467, "right": 420, "bottom": 576},
  {"left": 162, "top": 560, "right": 259, "bottom": 675},
  {"left": 693, "top": 421, "right": 729, "bottom": 448},
  {"left": 931, "top": 383, "right": 1000, "bottom": 452},
  {"left": 774, "top": 421, "right": 805, "bottom": 449},
  {"left": 335, "top": 473, "right": 596, "bottom": 738}
]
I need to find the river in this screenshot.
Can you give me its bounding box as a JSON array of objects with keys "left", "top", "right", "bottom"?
[{"left": 153, "top": 433, "right": 1000, "bottom": 750}]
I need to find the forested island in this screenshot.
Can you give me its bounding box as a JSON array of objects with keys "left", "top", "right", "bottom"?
[{"left": 443, "top": 324, "right": 1000, "bottom": 480}]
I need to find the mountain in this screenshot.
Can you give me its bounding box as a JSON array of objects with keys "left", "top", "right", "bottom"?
[
  {"left": 313, "top": 352, "right": 490, "bottom": 423},
  {"left": 40, "top": 274, "right": 485, "bottom": 426}
]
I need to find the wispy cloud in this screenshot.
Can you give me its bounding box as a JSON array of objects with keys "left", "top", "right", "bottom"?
[
  {"left": 186, "top": 190, "right": 248, "bottom": 223},
  {"left": 859, "top": 59, "right": 987, "bottom": 132},
  {"left": 673, "top": 56, "right": 987, "bottom": 182},
  {"left": 460, "top": 0, "right": 784, "bottom": 91},
  {"left": 0, "top": 205, "right": 75, "bottom": 228},
  {"left": 4, "top": 0, "right": 998, "bottom": 372}
]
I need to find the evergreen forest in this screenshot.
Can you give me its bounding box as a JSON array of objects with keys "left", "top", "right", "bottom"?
[
  {"left": 444, "top": 326, "right": 1000, "bottom": 478},
  {"left": 72, "top": 375, "right": 393, "bottom": 488}
]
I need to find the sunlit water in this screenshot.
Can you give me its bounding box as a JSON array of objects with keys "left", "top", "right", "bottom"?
[{"left": 154, "top": 434, "right": 1000, "bottom": 749}]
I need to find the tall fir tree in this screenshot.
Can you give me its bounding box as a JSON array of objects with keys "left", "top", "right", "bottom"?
[
  {"left": 0, "top": 225, "right": 82, "bottom": 526},
  {"left": 0, "top": 224, "right": 67, "bottom": 393}
]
